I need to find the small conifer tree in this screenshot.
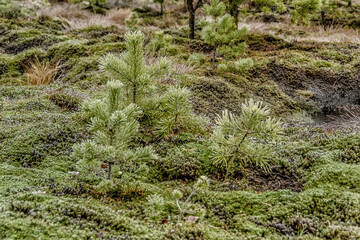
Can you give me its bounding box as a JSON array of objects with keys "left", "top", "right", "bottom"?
[
  {"left": 201, "top": 0, "right": 248, "bottom": 64},
  {"left": 172, "top": 176, "right": 210, "bottom": 223},
  {"left": 152, "top": 86, "right": 205, "bottom": 139},
  {"left": 99, "top": 31, "right": 170, "bottom": 106},
  {"left": 290, "top": 0, "right": 322, "bottom": 26},
  {"left": 72, "top": 80, "right": 157, "bottom": 180},
  {"left": 146, "top": 31, "right": 176, "bottom": 56},
  {"left": 211, "top": 99, "right": 281, "bottom": 180},
  {"left": 224, "top": 0, "right": 244, "bottom": 27},
  {"left": 125, "top": 12, "right": 139, "bottom": 31}
]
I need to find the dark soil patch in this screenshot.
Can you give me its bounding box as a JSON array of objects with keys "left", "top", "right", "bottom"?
[
  {"left": 259, "top": 62, "right": 360, "bottom": 112},
  {"left": 190, "top": 78, "right": 243, "bottom": 120},
  {"left": 210, "top": 167, "right": 303, "bottom": 193},
  {"left": 246, "top": 167, "right": 303, "bottom": 192}
]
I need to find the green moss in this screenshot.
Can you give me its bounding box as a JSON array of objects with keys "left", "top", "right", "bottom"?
[
  {"left": 0, "top": 95, "right": 87, "bottom": 166},
  {"left": 47, "top": 40, "right": 88, "bottom": 62},
  {"left": 0, "top": 28, "right": 65, "bottom": 54},
  {"left": 305, "top": 161, "right": 360, "bottom": 193}
]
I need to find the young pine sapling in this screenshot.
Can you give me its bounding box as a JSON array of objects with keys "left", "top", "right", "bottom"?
[
  {"left": 153, "top": 86, "right": 205, "bottom": 139},
  {"left": 211, "top": 99, "right": 281, "bottom": 180},
  {"left": 72, "top": 80, "right": 157, "bottom": 181},
  {"left": 201, "top": 0, "right": 248, "bottom": 65},
  {"left": 99, "top": 31, "right": 170, "bottom": 106},
  {"left": 172, "top": 176, "right": 210, "bottom": 223},
  {"left": 290, "top": 0, "right": 323, "bottom": 26},
  {"left": 125, "top": 12, "right": 139, "bottom": 31}
]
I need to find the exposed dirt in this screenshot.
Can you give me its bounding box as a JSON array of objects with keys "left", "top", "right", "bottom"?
[
  {"left": 211, "top": 167, "right": 303, "bottom": 193},
  {"left": 246, "top": 167, "right": 303, "bottom": 192},
  {"left": 260, "top": 62, "right": 360, "bottom": 113}
]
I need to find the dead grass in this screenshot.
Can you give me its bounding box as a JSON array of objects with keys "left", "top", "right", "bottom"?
[
  {"left": 37, "top": 3, "right": 130, "bottom": 30},
  {"left": 328, "top": 107, "right": 360, "bottom": 129},
  {"left": 240, "top": 19, "right": 360, "bottom": 44},
  {"left": 24, "top": 57, "right": 60, "bottom": 86}
]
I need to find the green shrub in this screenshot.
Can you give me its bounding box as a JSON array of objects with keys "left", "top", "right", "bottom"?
[
  {"left": 47, "top": 40, "right": 88, "bottom": 62},
  {"left": 290, "top": 0, "right": 323, "bottom": 25}
]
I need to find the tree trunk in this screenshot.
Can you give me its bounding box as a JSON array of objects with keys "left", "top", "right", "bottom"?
[
  {"left": 187, "top": 0, "right": 202, "bottom": 39},
  {"left": 320, "top": 10, "right": 326, "bottom": 30},
  {"left": 107, "top": 163, "right": 112, "bottom": 180},
  {"left": 228, "top": 0, "right": 239, "bottom": 28},
  {"left": 161, "top": 2, "right": 163, "bottom": 15},
  {"left": 189, "top": 11, "right": 195, "bottom": 39},
  {"left": 212, "top": 45, "right": 217, "bottom": 68}
]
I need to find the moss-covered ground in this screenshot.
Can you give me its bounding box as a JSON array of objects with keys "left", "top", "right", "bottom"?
[{"left": 2, "top": 0, "right": 360, "bottom": 239}]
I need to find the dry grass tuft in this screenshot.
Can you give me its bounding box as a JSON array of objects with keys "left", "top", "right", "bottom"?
[
  {"left": 327, "top": 107, "right": 360, "bottom": 129},
  {"left": 37, "top": 3, "right": 130, "bottom": 30},
  {"left": 296, "top": 25, "right": 360, "bottom": 43},
  {"left": 107, "top": 8, "right": 131, "bottom": 23},
  {"left": 241, "top": 19, "right": 360, "bottom": 44},
  {"left": 24, "top": 58, "right": 60, "bottom": 86}
]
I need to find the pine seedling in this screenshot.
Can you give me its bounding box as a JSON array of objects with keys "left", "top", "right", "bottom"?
[
  {"left": 201, "top": 0, "right": 248, "bottom": 65},
  {"left": 72, "top": 80, "right": 157, "bottom": 181},
  {"left": 173, "top": 176, "right": 210, "bottom": 223},
  {"left": 211, "top": 99, "right": 281, "bottom": 180},
  {"left": 224, "top": 0, "right": 244, "bottom": 26},
  {"left": 290, "top": 0, "right": 323, "bottom": 26},
  {"left": 153, "top": 86, "right": 206, "bottom": 139},
  {"left": 146, "top": 31, "right": 176, "bottom": 56},
  {"left": 99, "top": 31, "right": 170, "bottom": 106},
  {"left": 125, "top": 12, "right": 139, "bottom": 31}
]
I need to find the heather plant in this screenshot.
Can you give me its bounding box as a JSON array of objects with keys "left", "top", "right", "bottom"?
[
  {"left": 211, "top": 99, "right": 281, "bottom": 180},
  {"left": 201, "top": 0, "right": 248, "bottom": 64},
  {"left": 0, "top": 0, "right": 23, "bottom": 19},
  {"left": 72, "top": 80, "right": 157, "bottom": 181},
  {"left": 99, "top": 31, "right": 170, "bottom": 106}
]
